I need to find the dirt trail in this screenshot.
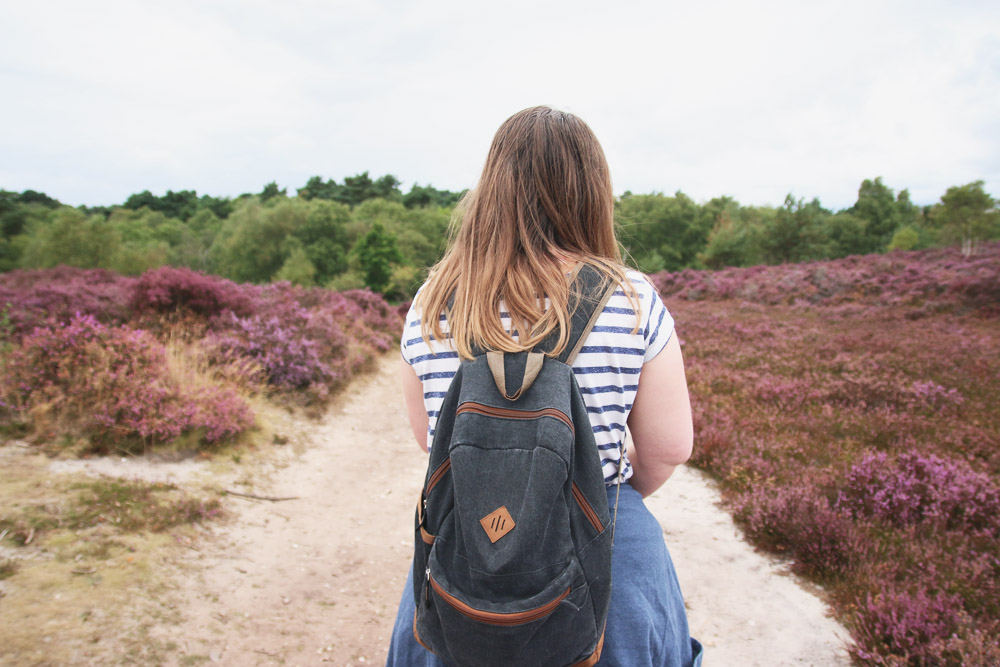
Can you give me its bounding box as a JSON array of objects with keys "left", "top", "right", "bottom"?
[{"left": 129, "top": 355, "right": 850, "bottom": 665}]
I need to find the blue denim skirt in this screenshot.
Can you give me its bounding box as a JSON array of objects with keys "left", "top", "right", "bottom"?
[{"left": 386, "top": 483, "right": 704, "bottom": 666}]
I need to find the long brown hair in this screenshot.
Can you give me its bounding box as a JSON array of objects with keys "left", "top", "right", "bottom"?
[{"left": 418, "top": 106, "right": 637, "bottom": 359}]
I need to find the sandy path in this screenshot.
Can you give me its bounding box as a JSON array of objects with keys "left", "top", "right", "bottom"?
[{"left": 154, "top": 355, "right": 851, "bottom": 666}]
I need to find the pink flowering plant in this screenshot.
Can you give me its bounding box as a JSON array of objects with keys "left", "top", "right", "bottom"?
[
  {"left": 0, "top": 265, "right": 402, "bottom": 450},
  {"left": 660, "top": 244, "right": 1000, "bottom": 664},
  {"left": 0, "top": 314, "right": 253, "bottom": 450}
]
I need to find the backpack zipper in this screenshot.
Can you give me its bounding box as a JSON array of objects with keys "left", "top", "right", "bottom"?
[
  {"left": 456, "top": 402, "right": 574, "bottom": 433},
  {"left": 428, "top": 575, "right": 570, "bottom": 626},
  {"left": 571, "top": 482, "right": 605, "bottom": 533}
]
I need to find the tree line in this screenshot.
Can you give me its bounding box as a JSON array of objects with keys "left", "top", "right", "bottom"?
[{"left": 1, "top": 174, "right": 996, "bottom": 298}]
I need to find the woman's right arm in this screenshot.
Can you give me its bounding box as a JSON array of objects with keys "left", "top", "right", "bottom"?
[
  {"left": 401, "top": 356, "right": 430, "bottom": 453},
  {"left": 625, "top": 332, "right": 694, "bottom": 497}
]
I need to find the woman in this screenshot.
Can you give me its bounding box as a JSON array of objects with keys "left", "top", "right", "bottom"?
[{"left": 387, "top": 106, "right": 703, "bottom": 666}]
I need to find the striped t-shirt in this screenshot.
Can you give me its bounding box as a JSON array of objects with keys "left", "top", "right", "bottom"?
[{"left": 400, "top": 269, "right": 674, "bottom": 485}]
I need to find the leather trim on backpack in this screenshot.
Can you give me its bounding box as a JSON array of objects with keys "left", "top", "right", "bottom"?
[
  {"left": 426, "top": 458, "right": 452, "bottom": 494},
  {"left": 456, "top": 402, "right": 574, "bottom": 432},
  {"left": 429, "top": 575, "right": 570, "bottom": 626},
  {"left": 420, "top": 525, "right": 435, "bottom": 545},
  {"left": 572, "top": 482, "right": 605, "bottom": 532},
  {"left": 570, "top": 630, "right": 605, "bottom": 667},
  {"left": 413, "top": 611, "right": 433, "bottom": 653}
]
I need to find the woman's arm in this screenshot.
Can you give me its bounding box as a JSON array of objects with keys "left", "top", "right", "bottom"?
[
  {"left": 401, "top": 356, "right": 430, "bottom": 452},
  {"left": 625, "top": 333, "right": 694, "bottom": 497}
]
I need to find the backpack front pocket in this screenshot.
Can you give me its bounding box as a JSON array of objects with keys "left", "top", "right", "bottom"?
[
  {"left": 429, "top": 574, "right": 570, "bottom": 626},
  {"left": 417, "top": 557, "right": 597, "bottom": 666}
]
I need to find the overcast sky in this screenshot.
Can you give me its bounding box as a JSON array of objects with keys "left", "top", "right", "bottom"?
[{"left": 2, "top": 0, "right": 998, "bottom": 210}]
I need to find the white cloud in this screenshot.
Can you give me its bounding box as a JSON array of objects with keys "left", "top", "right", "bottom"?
[{"left": 1, "top": 0, "right": 998, "bottom": 209}]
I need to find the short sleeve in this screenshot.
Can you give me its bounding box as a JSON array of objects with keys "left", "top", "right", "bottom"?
[
  {"left": 642, "top": 280, "right": 674, "bottom": 362},
  {"left": 400, "top": 299, "right": 420, "bottom": 365}
]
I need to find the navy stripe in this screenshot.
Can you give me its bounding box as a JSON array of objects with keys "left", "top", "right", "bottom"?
[
  {"left": 591, "top": 325, "right": 636, "bottom": 334},
  {"left": 601, "top": 306, "right": 636, "bottom": 315},
  {"left": 409, "top": 351, "right": 459, "bottom": 364},
  {"left": 574, "top": 366, "right": 643, "bottom": 375},
  {"left": 578, "top": 384, "right": 639, "bottom": 395},
  {"left": 597, "top": 442, "right": 624, "bottom": 451},
  {"left": 648, "top": 306, "right": 667, "bottom": 347},
  {"left": 426, "top": 410, "right": 440, "bottom": 418},
  {"left": 587, "top": 404, "right": 628, "bottom": 414},
  {"left": 423, "top": 391, "right": 448, "bottom": 399},
  {"left": 577, "top": 345, "right": 645, "bottom": 356},
  {"left": 592, "top": 423, "right": 627, "bottom": 433},
  {"left": 408, "top": 314, "right": 447, "bottom": 327},
  {"left": 405, "top": 333, "right": 453, "bottom": 346},
  {"left": 419, "top": 371, "right": 456, "bottom": 381}
]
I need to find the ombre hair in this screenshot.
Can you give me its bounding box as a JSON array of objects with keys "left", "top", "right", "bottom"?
[{"left": 417, "top": 106, "right": 638, "bottom": 359}]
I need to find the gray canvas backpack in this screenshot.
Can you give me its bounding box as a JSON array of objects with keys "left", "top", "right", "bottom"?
[{"left": 413, "top": 264, "right": 620, "bottom": 666}]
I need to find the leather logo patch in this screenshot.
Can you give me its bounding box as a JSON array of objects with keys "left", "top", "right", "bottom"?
[{"left": 480, "top": 506, "right": 515, "bottom": 543}]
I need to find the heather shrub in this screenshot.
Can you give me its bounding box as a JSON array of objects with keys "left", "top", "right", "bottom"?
[
  {"left": 652, "top": 242, "right": 1000, "bottom": 315},
  {"left": 0, "top": 314, "right": 253, "bottom": 449},
  {"left": 837, "top": 452, "right": 1000, "bottom": 536},
  {"left": 732, "top": 484, "right": 867, "bottom": 580},
  {"left": 671, "top": 286, "right": 1000, "bottom": 664},
  {"left": 850, "top": 585, "right": 965, "bottom": 666},
  {"left": 205, "top": 282, "right": 401, "bottom": 398},
  {"left": 208, "top": 310, "right": 332, "bottom": 389},
  {"left": 130, "top": 266, "right": 257, "bottom": 318},
  {"left": 0, "top": 266, "right": 135, "bottom": 338},
  {"left": 0, "top": 267, "right": 402, "bottom": 408},
  {"left": 339, "top": 288, "right": 399, "bottom": 350}
]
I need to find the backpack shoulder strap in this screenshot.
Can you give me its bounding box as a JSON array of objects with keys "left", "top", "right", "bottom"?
[{"left": 547, "top": 263, "right": 619, "bottom": 365}]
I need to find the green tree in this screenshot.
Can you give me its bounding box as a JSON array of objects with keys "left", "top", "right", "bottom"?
[
  {"left": 123, "top": 189, "right": 200, "bottom": 220},
  {"left": 825, "top": 212, "right": 868, "bottom": 258},
  {"left": 931, "top": 180, "right": 997, "bottom": 256},
  {"left": 372, "top": 174, "right": 403, "bottom": 202},
  {"left": 354, "top": 222, "right": 402, "bottom": 293},
  {"left": 403, "top": 183, "right": 463, "bottom": 209},
  {"left": 197, "top": 194, "right": 233, "bottom": 219},
  {"left": 274, "top": 246, "right": 317, "bottom": 286},
  {"left": 294, "top": 200, "right": 352, "bottom": 283},
  {"left": 341, "top": 172, "right": 376, "bottom": 207},
  {"left": 208, "top": 198, "right": 307, "bottom": 282},
  {"left": 888, "top": 226, "right": 920, "bottom": 251},
  {"left": 616, "top": 192, "right": 710, "bottom": 271},
  {"left": 20, "top": 208, "right": 121, "bottom": 269},
  {"left": 0, "top": 191, "right": 54, "bottom": 270},
  {"left": 849, "top": 178, "right": 918, "bottom": 253},
  {"left": 297, "top": 175, "right": 343, "bottom": 201},
  {"left": 699, "top": 209, "right": 765, "bottom": 269},
  {"left": 260, "top": 182, "right": 287, "bottom": 202},
  {"left": 759, "top": 196, "right": 829, "bottom": 264}
]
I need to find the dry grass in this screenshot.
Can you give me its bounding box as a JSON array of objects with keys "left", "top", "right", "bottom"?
[{"left": 0, "top": 446, "right": 223, "bottom": 665}]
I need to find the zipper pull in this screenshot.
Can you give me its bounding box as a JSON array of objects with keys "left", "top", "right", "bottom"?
[{"left": 424, "top": 567, "right": 431, "bottom": 607}]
